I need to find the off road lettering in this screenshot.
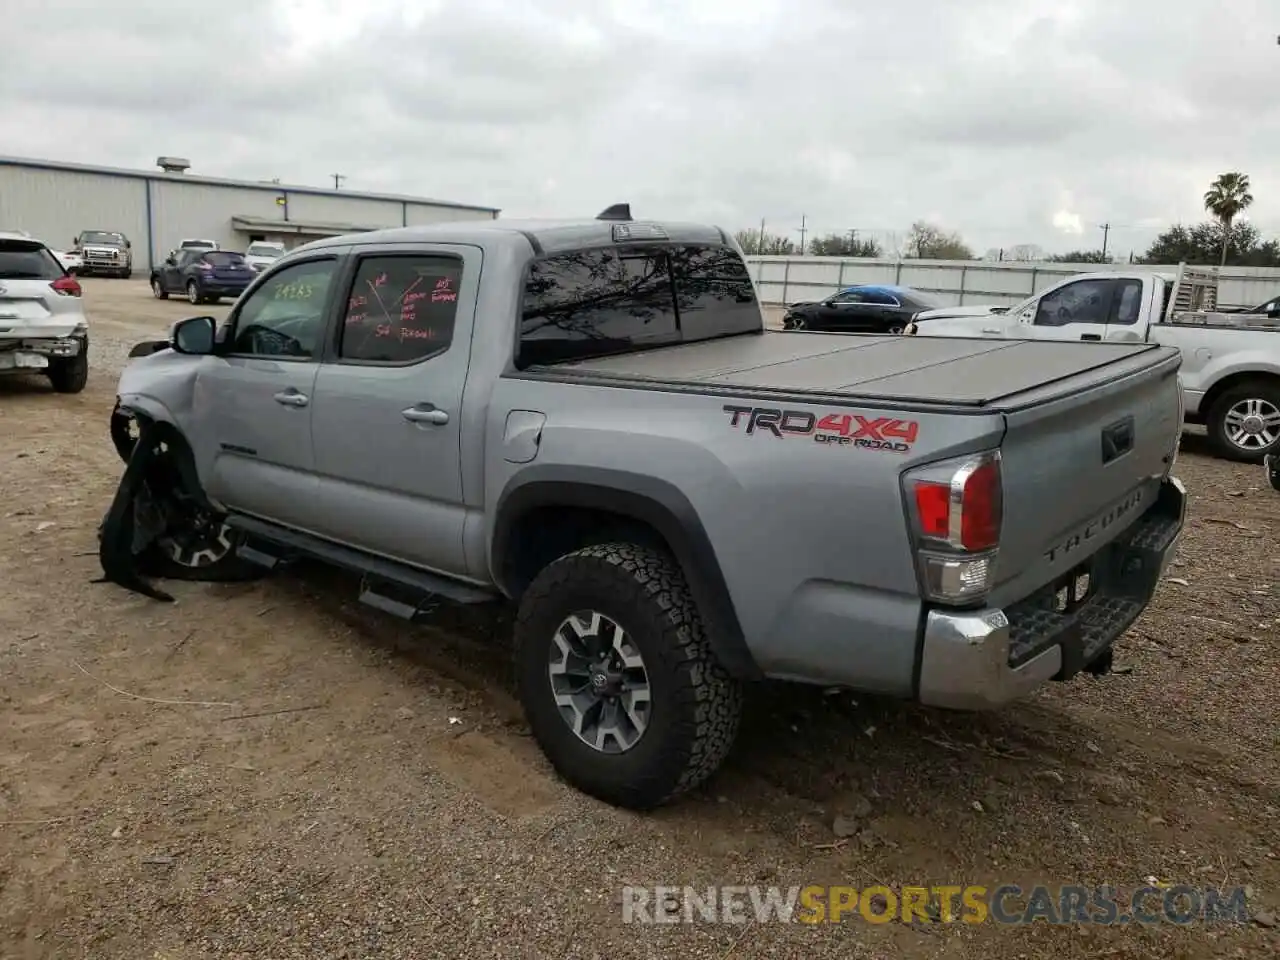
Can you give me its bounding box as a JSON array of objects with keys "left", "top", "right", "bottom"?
[{"left": 723, "top": 405, "right": 919, "bottom": 453}]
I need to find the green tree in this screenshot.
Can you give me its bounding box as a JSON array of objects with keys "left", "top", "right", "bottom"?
[
  {"left": 1203, "top": 171, "right": 1254, "bottom": 267},
  {"left": 1056, "top": 249, "right": 1113, "bottom": 264},
  {"left": 904, "top": 221, "right": 973, "bottom": 260},
  {"left": 808, "top": 232, "right": 882, "bottom": 258},
  {"left": 1139, "top": 221, "right": 1280, "bottom": 267}
]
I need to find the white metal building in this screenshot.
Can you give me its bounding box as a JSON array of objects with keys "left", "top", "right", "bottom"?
[{"left": 0, "top": 154, "right": 500, "bottom": 276}]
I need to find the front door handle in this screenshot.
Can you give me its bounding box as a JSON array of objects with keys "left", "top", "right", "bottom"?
[
  {"left": 403, "top": 404, "right": 449, "bottom": 425},
  {"left": 273, "top": 389, "right": 309, "bottom": 407},
  {"left": 1080, "top": 333, "right": 1101, "bottom": 341}
]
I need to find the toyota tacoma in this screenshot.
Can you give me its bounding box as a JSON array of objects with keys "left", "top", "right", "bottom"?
[{"left": 99, "top": 206, "right": 1187, "bottom": 809}]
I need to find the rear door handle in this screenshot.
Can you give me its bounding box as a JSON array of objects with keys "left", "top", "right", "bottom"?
[
  {"left": 1080, "top": 333, "right": 1102, "bottom": 341},
  {"left": 403, "top": 404, "right": 449, "bottom": 425},
  {"left": 273, "top": 389, "right": 309, "bottom": 407}
]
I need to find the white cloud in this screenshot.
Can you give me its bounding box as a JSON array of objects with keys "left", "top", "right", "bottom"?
[
  {"left": 1053, "top": 210, "right": 1085, "bottom": 235},
  {"left": 1, "top": 0, "right": 1278, "bottom": 255}
]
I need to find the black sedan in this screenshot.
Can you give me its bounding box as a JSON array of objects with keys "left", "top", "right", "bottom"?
[
  {"left": 150, "top": 250, "right": 256, "bottom": 305},
  {"left": 782, "top": 284, "right": 946, "bottom": 333}
]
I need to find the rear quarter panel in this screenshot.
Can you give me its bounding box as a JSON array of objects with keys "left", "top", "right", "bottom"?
[{"left": 484, "top": 377, "right": 1007, "bottom": 694}]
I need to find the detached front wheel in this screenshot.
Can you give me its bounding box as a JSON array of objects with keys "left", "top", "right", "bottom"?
[{"left": 514, "top": 543, "right": 743, "bottom": 810}]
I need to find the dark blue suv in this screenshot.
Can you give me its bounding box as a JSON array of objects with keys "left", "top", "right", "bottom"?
[{"left": 150, "top": 250, "right": 256, "bottom": 305}]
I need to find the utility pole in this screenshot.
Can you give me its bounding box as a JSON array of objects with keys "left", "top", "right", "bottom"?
[
  {"left": 796, "top": 214, "right": 808, "bottom": 256},
  {"left": 1099, "top": 222, "right": 1111, "bottom": 259},
  {"left": 331, "top": 173, "right": 346, "bottom": 190},
  {"left": 758, "top": 218, "right": 767, "bottom": 255}
]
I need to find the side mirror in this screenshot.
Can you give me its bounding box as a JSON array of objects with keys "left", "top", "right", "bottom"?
[{"left": 170, "top": 316, "right": 216, "bottom": 355}]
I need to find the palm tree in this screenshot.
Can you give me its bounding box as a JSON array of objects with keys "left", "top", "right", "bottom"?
[{"left": 1203, "top": 172, "right": 1254, "bottom": 267}]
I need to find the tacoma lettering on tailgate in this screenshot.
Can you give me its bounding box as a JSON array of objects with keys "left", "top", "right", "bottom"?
[
  {"left": 1043, "top": 488, "right": 1145, "bottom": 564},
  {"left": 723, "top": 405, "right": 918, "bottom": 453}
]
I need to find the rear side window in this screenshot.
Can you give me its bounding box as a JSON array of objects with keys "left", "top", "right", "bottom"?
[
  {"left": 0, "top": 240, "right": 63, "bottom": 280},
  {"left": 519, "top": 244, "right": 758, "bottom": 366},
  {"left": 1111, "top": 280, "right": 1143, "bottom": 325},
  {"left": 340, "top": 254, "right": 462, "bottom": 363}
]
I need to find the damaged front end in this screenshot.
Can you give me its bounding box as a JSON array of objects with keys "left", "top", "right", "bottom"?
[{"left": 97, "top": 358, "right": 258, "bottom": 601}]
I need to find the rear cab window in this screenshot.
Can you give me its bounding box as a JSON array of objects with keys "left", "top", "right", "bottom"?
[
  {"left": 518, "top": 243, "right": 758, "bottom": 367},
  {"left": 0, "top": 240, "right": 64, "bottom": 280}
]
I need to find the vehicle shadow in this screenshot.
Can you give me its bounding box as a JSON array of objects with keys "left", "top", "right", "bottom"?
[{"left": 220, "top": 559, "right": 1156, "bottom": 836}]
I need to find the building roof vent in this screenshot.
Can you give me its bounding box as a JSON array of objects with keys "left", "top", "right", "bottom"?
[{"left": 156, "top": 156, "right": 191, "bottom": 174}]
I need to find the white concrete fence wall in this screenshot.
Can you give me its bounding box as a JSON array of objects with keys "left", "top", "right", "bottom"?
[{"left": 744, "top": 256, "right": 1280, "bottom": 311}]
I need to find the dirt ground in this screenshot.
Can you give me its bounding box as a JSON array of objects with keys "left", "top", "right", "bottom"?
[{"left": 0, "top": 280, "right": 1277, "bottom": 959}]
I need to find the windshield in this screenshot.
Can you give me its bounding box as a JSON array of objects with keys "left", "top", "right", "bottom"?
[
  {"left": 247, "top": 244, "right": 283, "bottom": 257},
  {"left": 206, "top": 252, "right": 247, "bottom": 266},
  {"left": 0, "top": 240, "right": 64, "bottom": 280},
  {"left": 181, "top": 240, "right": 214, "bottom": 249},
  {"left": 82, "top": 231, "right": 123, "bottom": 244}
]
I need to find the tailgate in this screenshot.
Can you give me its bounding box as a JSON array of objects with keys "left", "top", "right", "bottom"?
[{"left": 988, "top": 345, "right": 1181, "bottom": 608}]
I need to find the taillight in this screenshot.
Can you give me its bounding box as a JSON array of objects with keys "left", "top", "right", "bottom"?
[
  {"left": 903, "top": 451, "right": 1003, "bottom": 605},
  {"left": 50, "top": 275, "right": 81, "bottom": 297},
  {"left": 196, "top": 262, "right": 213, "bottom": 272}
]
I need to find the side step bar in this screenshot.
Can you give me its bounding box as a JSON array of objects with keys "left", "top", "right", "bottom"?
[{"left": 225, "top": 514, "right": 497, "bottom": 614}]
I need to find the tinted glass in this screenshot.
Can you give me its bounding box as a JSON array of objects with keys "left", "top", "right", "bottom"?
[
  {"left": 207, "top": 252, "right": 247, "bottom": 266},
  {"left": 247, "top": 244, "right": 283, "bottom": 257},
  {"left": 520, "top": 248, "right": 677, "bottom": 365},
  {"left": 860, "top": 289, "right": 898, "bottom": 306},
  {"left": 82, "top": 231, "right": 123, "bottom": 244},
  {"left": 0, "top": 241, "right": 64, "bottom": 280},
  {"left": 1112, "top": 280, "right": 1143, "bottom": 325},
  {"left": 668, "top": 246, "right": 759, "bottom": 339},
  {"left": 1035, "top": 278, "right": 1113, "bottom": 327},
  {"left": 341, "top": 255, "right": 462, "bottom": 363},
  {"left": 231, "top": 259, "right": 336, "bottom": 357},
  {"left": 830, "top": 290, "right": 863, "bottom": 303}
]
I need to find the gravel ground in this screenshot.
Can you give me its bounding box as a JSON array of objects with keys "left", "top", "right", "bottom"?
[{"left": 0, "top": 280, "right": 1276, "bottom": 959}]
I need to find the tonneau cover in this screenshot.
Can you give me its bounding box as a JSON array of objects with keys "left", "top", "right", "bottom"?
[{"left": 540, "top": 332, "right": 1175, "bottom": 409}]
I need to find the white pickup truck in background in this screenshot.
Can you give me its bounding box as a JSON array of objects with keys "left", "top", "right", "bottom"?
[{"left": 906, "top": 264, "right": 1280, "bottom": 462}]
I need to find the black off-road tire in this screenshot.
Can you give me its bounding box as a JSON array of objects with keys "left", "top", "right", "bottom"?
[
  {"left": 514, "top": 542, "right": 744, "bottom": 810},
  {"left": 187, "top": 281, "right": 201, "bottom": 305},
  {"left": 1207, "top": 380, "right": 1280, "bottom": 463},
  {"left": 47, "top": 341, "right": 88, "bottom": 394}
]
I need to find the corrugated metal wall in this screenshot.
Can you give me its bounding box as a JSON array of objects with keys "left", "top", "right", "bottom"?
[
  {"left": 747, "top": 256, "right": 1280, "bottom": 310},
  {"left": 0, "top": 165, "right": 147, "bottom": 262},
  {"left": 0, "top": 159, "right": 498, "bottom": 276},
  {"left": 149, "top": 181, "right": 278, "bottom": 265}
]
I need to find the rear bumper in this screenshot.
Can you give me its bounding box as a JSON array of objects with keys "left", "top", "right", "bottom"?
[
  {"left": 918, "top": 476, "right": 1186, "bottom": 710},
  {"left": 198, "top": 282, "right": 250, "bottom": 296}
]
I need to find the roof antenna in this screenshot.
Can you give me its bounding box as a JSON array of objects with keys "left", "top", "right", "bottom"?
[{"left": 596, "top": 203, "right": 632, "bottom": 222}]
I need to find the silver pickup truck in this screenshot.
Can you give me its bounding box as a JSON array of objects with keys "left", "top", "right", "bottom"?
[
  {"left": 101, "top": 208, "right": 1187, "bottom": 809},
  {"left": 906, "top": 265, "right": 1280, "bottom": 462}
]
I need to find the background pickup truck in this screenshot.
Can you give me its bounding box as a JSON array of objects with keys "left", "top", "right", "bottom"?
[
  {"left": 72, "top": 230, "right": 133, "bottom": 278},
  {"left": 105, "top": 207, "right": 1186, "bottom": 810},
  {"left": 906, "top": 265, "right": 1280, "bottom": 462}
]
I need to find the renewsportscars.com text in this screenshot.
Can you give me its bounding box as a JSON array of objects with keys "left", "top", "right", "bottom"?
[{"left": 621, "top": 884, "right": 1251, "bottom": 925}]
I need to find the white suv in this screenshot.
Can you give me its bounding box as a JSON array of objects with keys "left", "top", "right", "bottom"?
[{"left": 0, "top": 231, "right": 90, "bottom": 393}]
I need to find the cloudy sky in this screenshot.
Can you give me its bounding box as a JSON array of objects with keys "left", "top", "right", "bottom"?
[{"left": 2, "top": 0, "right": 1277, "bottom": 257}]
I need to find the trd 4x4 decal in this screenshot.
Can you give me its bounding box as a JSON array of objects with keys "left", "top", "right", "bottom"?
[{"left": 722, "top": 405, "right": 918, "bottom": 453}]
